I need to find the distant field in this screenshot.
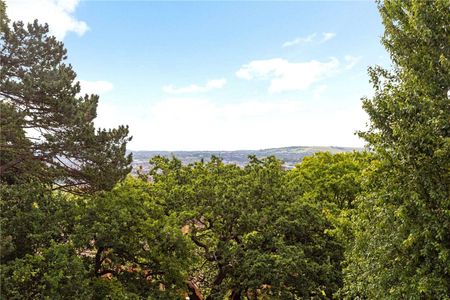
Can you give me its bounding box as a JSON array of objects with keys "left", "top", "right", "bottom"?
[{"left": 130, "top": 146, "right": 362, "bottom": 171}]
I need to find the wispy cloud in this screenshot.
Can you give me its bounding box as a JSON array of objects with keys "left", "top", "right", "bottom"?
[
  {"left": 344, "top": 55, "right": 362, "bottom": 69},
  {"left": 236, "top": 58, "right": 340, "bottom": 93},
  {"left": 282, "top": 32, "right": 336, "bottom": 48},
  {"left": 282, "top": 33, "right": 316, "bottom": 48},
  {"left": 163, "top": 79, "right": 226, "bottom": 94},
  {"left": 78, "top": 80, "right": 114, "bottom": 96},
  {"left": 5, "top": 0, "right": 89, "bottom": 39},
  {"left": 320, "top": 32, "right": 336, "bottom": 43}
]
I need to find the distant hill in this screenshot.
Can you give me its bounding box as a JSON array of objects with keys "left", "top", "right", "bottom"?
[{"left": 129, "top": 146, "right": 362, "bottom": 172}]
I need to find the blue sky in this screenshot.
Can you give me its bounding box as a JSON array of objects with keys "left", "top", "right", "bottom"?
[{"left": 6, "top": 0, "right": 390, "bottom": 150}]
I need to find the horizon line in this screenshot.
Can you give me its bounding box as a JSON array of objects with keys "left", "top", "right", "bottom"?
[{"left": 127, "top": 145, "right": 365, "bottom": 153}]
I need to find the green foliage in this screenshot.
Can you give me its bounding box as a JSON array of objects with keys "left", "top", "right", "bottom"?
[
  {"left": 89, "top": 277, "right": 140, "bottom": 300},
  {"left": 343, "top": 0, "right": 450, "bottom": 298},
  {"left": 0, "top": 183, "right": 94, "bottom": 298},
  {"left": 0, "top": 4, "right": 137, "bottom": 298},
  {"left": 1, "top": 242, "right": 92, "bottom": 300},
  {"left": 0, "top": 152, "right": 368, "bottom": 299},
  {"left": 288, "top": 151, "right": 373, "bottom": 257},
  {"left": 0, "top": 4, "right": 132, "bottom": 193},
  {"left": 75, "top": 176, "right": 194, "bottom": 299},
  {"left": 0, "top": 183, "right": 80, "bottom": 262},
  {"left": 0, "top": 0, "right": 7, "bottom": 33},
  {"left": 2, "top": 0, "right": 448, "bottom": 298},
  {"left": 288, "top": 152, "right": 372, "bottom": 210},
  {"left": 0, "top": 175, "right": 194, "bottom": 299},
  {"left": 145, "top": 155, "right": 345, "bottom": 299}
]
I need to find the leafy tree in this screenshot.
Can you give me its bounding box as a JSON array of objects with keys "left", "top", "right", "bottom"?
[
  {"left": 1, "top": 176, "right": 195, "bottom": 299},
  {"left": 343, "top": 0, "right": 450, "bottom": 298},
  {"left": 146, "top": 155, "right": 344, "bottom": 299},
  {"left": 288, "top": 151, "right": 373, "bottom": 261},
  {"left": 0, "top": 3, "right": 135, "bottom": 298},
  {"left": 0, "top": 183, "right": 80, "bottom": 262},
  {"left": 0, "top": 2, "right": 132, "bottom": 193},
  {"left": 288, "top": 152, "right": 372, "bottom": 210},
  {"left": 0, "top": 182, "right": 92, "bottom": 298},
  {"left": 74, "top": 176, "right": 194, "bottom": 299},
  {"left": 1, "top": 242, "right": 92, "bottom": 300}
]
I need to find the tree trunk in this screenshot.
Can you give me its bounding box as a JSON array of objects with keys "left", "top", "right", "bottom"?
[
  {"left": 94, "top": 246, "right": 105, "bottom": 276},
  {"left": 229, "top": 288, "right": 242, "bottom": 300},
  {"left": 187, "top": 280, "right": 204, "bottom": 300}
]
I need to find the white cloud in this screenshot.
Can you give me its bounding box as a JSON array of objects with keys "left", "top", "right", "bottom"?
[
  {"left": 344, "top": 55, "right": 362, "bottom": 70},
  {"left": 282, "top": 32, "right": 335, "bottom": 48},
  {"left": 313, "top": 85, "right": 327, "bottom": 100},
  {"left": 78, "top": 80, "right": 114, "bottom": 95},
  {"left": 321, "top": 32, "right": 336, "bottom": 43},
  {"left": 236, "top": 57, "right": 340, "bottom": 93},
  {"left": 282, "top": 33, "right": 316, "bottom": 48},
  {"left": 95, "top": 97, "right": 367, "bottom": 151},
  {"left": 163, "top": 79, "right": 227, "bottom": 94},
  {"left": 5, "top": 0, "right": 88, "bottom": 39}
]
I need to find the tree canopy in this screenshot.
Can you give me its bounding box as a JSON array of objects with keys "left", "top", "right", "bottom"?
[
  {"left": 142, "top": 155, "right": 355, "bottom": 298},
  {"left": 1, "top": 0, "right": 449, "bottom": 298},
  {"left": 343, "top": 0, "right": 450, "bottom": 298}
]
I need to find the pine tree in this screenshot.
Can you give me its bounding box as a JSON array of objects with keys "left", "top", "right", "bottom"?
[{"left": 0, "top": 2, "right": 132, "bottom": 193}]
